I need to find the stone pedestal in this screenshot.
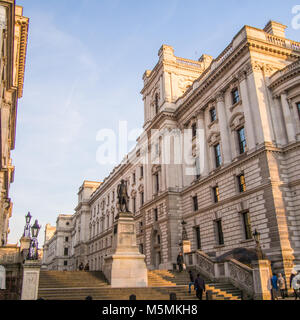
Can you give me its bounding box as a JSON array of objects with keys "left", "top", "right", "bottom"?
[
  {"left": 103, "top": 212, "right": 148, "bottom": 288},
  {"left": 252, "top": 260, "right": 272, "bottom": 300},
  {"left": 21, "top": 260, "right": 41, "bottom": 300}
]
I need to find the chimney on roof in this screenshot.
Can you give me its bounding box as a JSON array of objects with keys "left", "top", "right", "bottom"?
[{"left": 264, "top": 20, "right": 287, "bottom": 38}]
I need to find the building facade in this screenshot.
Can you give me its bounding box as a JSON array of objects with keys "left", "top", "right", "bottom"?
[
  {"left": 43, "top": 21, "right": 300, "bottom": 281},
  {"left": 0, "top": 1, "right": 29, "bottom": 246}
]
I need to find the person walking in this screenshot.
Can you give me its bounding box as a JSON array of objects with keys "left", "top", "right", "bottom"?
[
  {"left": 271, "top": 273, "right": 278, "bottom": 300},
  {"left": 194, "top": 274, "right": 205, "bottom": 300},
  {"left": 277, "top": 273, "right": 286, "bottom": 299},
  {"left": 177, "top": 253, "right": 184, "bottom": 273},
  {"left": 84, "top": 262, "right": 90, "bottom": 272},
  {"left": 292, "top": 271, "right": 300, "bottom": 300},
  {"left": 290, "top": 270, "right": 297, "bottom": 290},
  {"left": 188, "top": 270, "right": 196, "bottom": 294}
]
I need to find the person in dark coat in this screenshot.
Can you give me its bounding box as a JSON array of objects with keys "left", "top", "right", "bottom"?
[
  {"left": 84, "top": 263, "right": 90, "bottom": 271},
  {"left": 79, "top": 262, "right": 84, "bottom": 271},
  {"left": 188, "top": 270, "right": 196, "bottom": 294},
  {"left": 194, "top": 274, "right": 205, "bottom": 300},
  {"left": 177, "top": 253, "right": 184, "bottom": 272}
]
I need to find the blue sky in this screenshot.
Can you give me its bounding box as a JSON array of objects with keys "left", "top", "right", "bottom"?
[{"left": 8, "top": 0, "right": 300, "bottom": 244}]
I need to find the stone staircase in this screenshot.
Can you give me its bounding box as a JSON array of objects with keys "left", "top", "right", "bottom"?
[
  {"left": 148, "top": 269, "right": 241, "bottom": 300},
  {"left": 38, "top": 269, "right": 241, "bottom": 300}
]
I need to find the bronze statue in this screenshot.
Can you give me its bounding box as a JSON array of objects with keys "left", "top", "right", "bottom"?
[{"left": 117, "top": 179, "right": 129, "bottom": 213}]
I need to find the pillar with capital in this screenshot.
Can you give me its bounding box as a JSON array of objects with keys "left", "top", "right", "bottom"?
[
  {"left": 280, "top": 92, "right": 296, "bottom": 144},
  {"left": 216, "top": 92, "right": 232, "bottom": 165},
  {"left": 238, "top": 70, "right": 256, "bottom": 151}
]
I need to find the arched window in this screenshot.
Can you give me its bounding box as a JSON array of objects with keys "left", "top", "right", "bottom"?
[{"left": 155, "top": 93, "right": 159, "bottom": 114}]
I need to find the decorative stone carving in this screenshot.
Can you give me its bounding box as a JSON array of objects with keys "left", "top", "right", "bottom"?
[
  {"left": 228, "top": 261, "right": 254, "bottom": 289},
  {"left": 215, "top": 91, "right": 225, "bottom": 103},
  {"left": 207, "top": 131, "right": 221, "bottom": 146},
  {"left": 229, "top": 112, "right": 245, "bottom": 131},
  {"left": 178, "top": 77, "right": 194, "bottom": 95}
]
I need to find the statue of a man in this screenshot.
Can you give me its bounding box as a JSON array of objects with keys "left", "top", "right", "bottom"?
[{"left": 117, "top": 179, "right": 129, "bottom": 213}]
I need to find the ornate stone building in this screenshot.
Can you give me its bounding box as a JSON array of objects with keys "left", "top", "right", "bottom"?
[
  {"left": 43, "top": 20, "right": 300, "bottom": 283},
  {"left": 0, "top": 1, "right": 29, "bottom": 247}
]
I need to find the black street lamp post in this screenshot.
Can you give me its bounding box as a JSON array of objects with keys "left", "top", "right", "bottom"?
[
  {"left": 23, "top": 212, "right": 32, "bottom": 237},
  {"left": 27, "top": 219, "right": 41, "bottom": 260}
]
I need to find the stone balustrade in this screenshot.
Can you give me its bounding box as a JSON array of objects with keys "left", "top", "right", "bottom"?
[{"left": 186, "top": 250, "right": 257, "bottom": 298}]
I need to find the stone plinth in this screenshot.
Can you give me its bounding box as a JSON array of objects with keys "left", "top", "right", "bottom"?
[
  {"left": 21, "top": 260, "right": 41, "bottom": 300},
  {"left": 252, "top": 260, "right": 272, "bottom": 300},
  {"left": 103, "top": 212, "right": 148, "bottom": 288}
]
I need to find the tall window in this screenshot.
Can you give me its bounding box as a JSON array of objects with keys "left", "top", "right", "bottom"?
[
  {"left": 133, "top": 172, "right": 136, "bottom": 184},
  {"left": 195, "top": 156, "right": 201, "bottom": 180},
  {"left": 154, "top": 208, "right": 158, "bottom": 221},
  {"left": 242, "top": 211, "right": 252, "bottom": 240},
  {"left": 231, "top": 88, "right": 240, "bottom": 105},
  {"left": 193, "top": 196, "right": 198, "bottom": 211},
  {"left": 237, "top": 127, "right": 247, "bottom": 154},
  {"left": 133, "top": 197, "right": 136, "bottom": 213},
  {"left": 214, "top": 144, "right": 222, "bottom": 168},
  {"left": 155, "top": 93, "right": 159, "bottom": 114},
  {"left": 64, "top": 248, "right": 69, "bottom": 256},
  {"left": 192, "top": 123, "right": 197, "bottom": 138},
  {"left": 157, "top": 235, "right": 161, "bottom": 244},
  {"left": 154, "top": 173, "right": 159, "bottom": 194},
  {"left": 213, "top": 186, "right": 220, "bottom": 203},
  {"left": 297, "top": 102, "right": 300, "bottom": 119},
  {"left": 210, "top": 108, "right": 217, "bottom": 122},
  {"left": 141, "top": 192, "right": 144, "bottom": 206},
  {"left": 215, "top": 219, "right": 224, "bottom": 245},
  {"left": 237, "top": 174, "right": 246, "bottom": 193},
  {"left": 140, "top": 166, "right": 144, "bottom": 178},
  {"left": 195, "top": 226, "right": 201, "bottom": 250}
]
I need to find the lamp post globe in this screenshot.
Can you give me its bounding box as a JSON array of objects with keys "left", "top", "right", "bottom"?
[
  {"left": 31, "top": 220, "right": 41, "bottom": 238},
  {"left": 25, "top": 212, "right": 32, "bottom": 224}
]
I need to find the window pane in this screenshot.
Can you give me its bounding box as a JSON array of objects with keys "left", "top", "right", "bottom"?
[
  {"left": 216, "top": 220, "right": 224, "bottom": 245},
  {"left": 238, "top": 127, "right": 246, "bottom": 154},
  {"left": 214, "top": 144, "right": 222, "bottom": 168},
  {"left": 238, "top": 174, "right": 246, "bottom": 192},
  {"left": 195, "top": 227, "right": 201, "bottom": 249},
  {"left": 232, "top": 88, "right": 240, "bottom": 104},
  {"left": 193, "top": 196, "right": 198, "bottom": 211},
  {"left": 243, "top": 212, "right": 252, "bottom": 240},
  {"left": 210, "top": 108, "right": 217, "bottom": 122}
]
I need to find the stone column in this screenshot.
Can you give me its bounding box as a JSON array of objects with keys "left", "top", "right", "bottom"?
[
  {"left": 252, "top": 260, "right": 272, "bottom": 300},
  {"left": 216, "top": 92, "right": 231, "bottom": 165},
  {"left": 21, "top": 260, "right": 42, "bottom": 300},
  {"left": 271, "top": 96, "right": 288, "bottom": 146},
  {"left": 281, "top": 92, "right": 296, "bottom": 143},
  {"left": 197, "top": 112, "right": 209, "bottom": 176},
  {"left": 238, "top": 71, "right": 256, "bottom": 151}
]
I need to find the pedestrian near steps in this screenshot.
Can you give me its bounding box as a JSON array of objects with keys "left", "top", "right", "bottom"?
[
  {"left": 177, "top": 253, "right": 184, "bottom": 272},
  {"left": 292, "top": 271, "right": 300, "bottom": 300},
  {"left": 271, "top": 273, "right": 278, "bottom": 300},
  {"left": 79, "top": 262, "right": 84, "bottom": 271},
  {"left": 84, "top": 263, "right": 90, "bottom": 271},
  {"left": 194, "top": 274, "right": 205, "bottom": 300},
  {"left": 277, "top": 273, "right": 286, "bottom": 299},
  {"left": 188, "top": 270, "right": 196, "bottom": 294}
]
